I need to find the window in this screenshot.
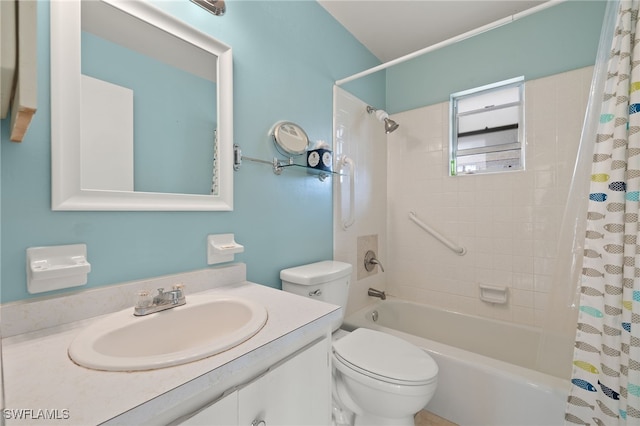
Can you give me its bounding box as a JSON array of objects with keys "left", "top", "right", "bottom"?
[{"left": 450, "top": 77, "right": 524, "bottom": 175}]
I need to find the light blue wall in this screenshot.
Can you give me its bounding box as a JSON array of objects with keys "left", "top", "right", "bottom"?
[
  {"left": 386, "top": 1, "right": 607, "bottom": 113},
  {"left": 1, "top": 0, "right": 607, "bottom": 303},
  {"left": 0, "top": 0, "right": 383, "bottom": 303}
]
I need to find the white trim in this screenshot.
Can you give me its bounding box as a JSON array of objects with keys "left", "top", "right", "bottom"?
[{"left": 51, "top": 0, "right": 233, "bottom": 211}]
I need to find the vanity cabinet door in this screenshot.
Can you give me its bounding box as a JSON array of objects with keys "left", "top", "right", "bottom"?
[
  {"left": 178, "top": 391, "right": 238, "bottom": 426},
  {"left": 237, "top": 338, "right": 331, "bottom": 426}
]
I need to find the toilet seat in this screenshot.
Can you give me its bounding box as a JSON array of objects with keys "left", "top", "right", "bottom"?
[{"left": 332, "top": 328, "right": 438, "bottom": 386}]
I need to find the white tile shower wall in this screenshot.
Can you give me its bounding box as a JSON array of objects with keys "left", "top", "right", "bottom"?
[
  {"left": 386, "top": 66, "right": 593, "bottom": 327},
  {"left": 333, "top": 87, "right": 387, "bottom": 316}
]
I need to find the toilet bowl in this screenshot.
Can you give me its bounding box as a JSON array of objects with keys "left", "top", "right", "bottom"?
[
  {"left": 333, "top": 328, "right": 437, "bottom": 425},
  {"left": 281, "top": 261, "right": 438, "bottom": 426}
]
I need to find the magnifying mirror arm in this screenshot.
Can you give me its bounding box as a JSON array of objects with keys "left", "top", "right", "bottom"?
[{"left": 233, "top": 144, "right": 289, "bottom": 175}]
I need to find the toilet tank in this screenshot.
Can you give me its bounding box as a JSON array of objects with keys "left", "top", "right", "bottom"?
[{"left": 280, "top": 261, "right": 352, "bottom": 330}]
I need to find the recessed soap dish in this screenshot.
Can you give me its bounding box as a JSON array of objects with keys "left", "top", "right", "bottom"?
[{"left": 479, "top": 284, "right": 508, "bottom": 304}]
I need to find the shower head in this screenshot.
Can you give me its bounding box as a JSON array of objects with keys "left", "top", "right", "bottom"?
[
  {"left": 384, "top": 118, "right": 399, "bottom": 134},
  {"left": 366, "top": 106, "right": 399, "bottom": 134}
]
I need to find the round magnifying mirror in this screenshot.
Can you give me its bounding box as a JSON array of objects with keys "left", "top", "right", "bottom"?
[{"left": 271, "top": 121, "right": 309, "bottom": 156}]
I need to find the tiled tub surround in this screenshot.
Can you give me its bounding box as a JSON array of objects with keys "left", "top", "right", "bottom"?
[
  {"left": 1, "top": 263, "right": 340, "bottom": 425},
  {"left": 386, "top": 66, "right": 593, "bottom": 327}
]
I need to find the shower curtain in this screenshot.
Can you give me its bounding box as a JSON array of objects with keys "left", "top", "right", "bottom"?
[{"left": 566, "top": 1, "right": 640, "bottom": 424}]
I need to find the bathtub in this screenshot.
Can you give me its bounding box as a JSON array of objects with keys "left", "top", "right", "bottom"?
[{"left": 342, "top": 299, "right": 571, "bottom": 426}]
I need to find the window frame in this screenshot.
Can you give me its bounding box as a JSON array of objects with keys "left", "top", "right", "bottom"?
[{"left": 449, "top": 76, "right": 525, "bottom": 176}]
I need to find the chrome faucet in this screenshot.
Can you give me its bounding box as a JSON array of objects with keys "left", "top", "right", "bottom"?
[
  {"left": 364, "top": 250, "right": 385, "bottom": 272},
  {"left": 368, "top": 288, "right": 386, "bottom": 300},
  {"left": 134, "top": 284, "right": 186, "bottom": 316}
]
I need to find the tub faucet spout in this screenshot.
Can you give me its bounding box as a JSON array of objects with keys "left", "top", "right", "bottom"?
[{"left": 368, "top": 288, "right": 386, "bottom": 300}]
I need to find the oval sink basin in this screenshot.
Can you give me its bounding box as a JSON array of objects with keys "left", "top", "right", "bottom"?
[{"left": 68, "top": 294, "right": 268, "bottom": 371}]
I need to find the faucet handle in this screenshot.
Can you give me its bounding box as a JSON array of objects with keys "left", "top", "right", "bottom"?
[
  {"left": 172, "top": 283, "right": 185, "bottom": 297},
  {"left": 135, "top": 290, "right": 153, "bottom": 308}
]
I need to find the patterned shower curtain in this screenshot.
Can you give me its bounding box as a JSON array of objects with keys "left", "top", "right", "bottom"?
[{"left": 566, "top": 1, "right": 640, "bottom": 424}]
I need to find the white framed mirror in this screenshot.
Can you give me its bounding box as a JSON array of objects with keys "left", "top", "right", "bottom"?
[{"left": 50, "top": 0, "right": 233, "bottom": 211}]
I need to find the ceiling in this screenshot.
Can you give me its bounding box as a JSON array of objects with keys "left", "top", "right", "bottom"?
[{"left": 318, "top": 0, "right": 548, "bottom": 63}]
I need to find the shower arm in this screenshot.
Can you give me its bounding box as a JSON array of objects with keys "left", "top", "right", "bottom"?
[{"left": 366, "top": 106, "right": 399, "bottom": 134}]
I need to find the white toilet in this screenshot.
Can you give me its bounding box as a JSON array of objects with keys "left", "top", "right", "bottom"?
[{"left": 281, "top": 260, "right": 438, "bottom": 426}]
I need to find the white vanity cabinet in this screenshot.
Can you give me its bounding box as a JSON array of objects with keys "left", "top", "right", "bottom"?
[
  {"left": 181, "top": 392, "right": 238, "bottom": 426},
  {"left": 180, "top": 337, "right": 331, "bottom": 426}
]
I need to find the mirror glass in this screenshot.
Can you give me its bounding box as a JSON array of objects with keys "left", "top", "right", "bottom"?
[
  {"left": 81, "top": 1, "right": 217, "bottom": 195},
  {"left": 271, "top": 121, "right": 309, "bottom": 156},
  {"left": 51, "top": 0, "right": 233, "bottom": 210}
]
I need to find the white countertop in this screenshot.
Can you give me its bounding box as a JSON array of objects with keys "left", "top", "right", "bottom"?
[{"left": 2, "top": 280, "right": 339, "bottom": 425}]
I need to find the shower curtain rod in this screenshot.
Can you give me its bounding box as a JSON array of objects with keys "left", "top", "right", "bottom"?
[{"left": 335, "top": 0, "right": 567, "bottom": 87}]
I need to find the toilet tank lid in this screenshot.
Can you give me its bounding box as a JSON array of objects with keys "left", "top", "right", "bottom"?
[{"left": 280, "top": 260, "right": 352, "bottom": 285}]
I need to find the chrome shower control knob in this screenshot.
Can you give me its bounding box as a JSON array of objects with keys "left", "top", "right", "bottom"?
[{"left": 251, "top": 420, "right": 266, "bottom": 426}]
